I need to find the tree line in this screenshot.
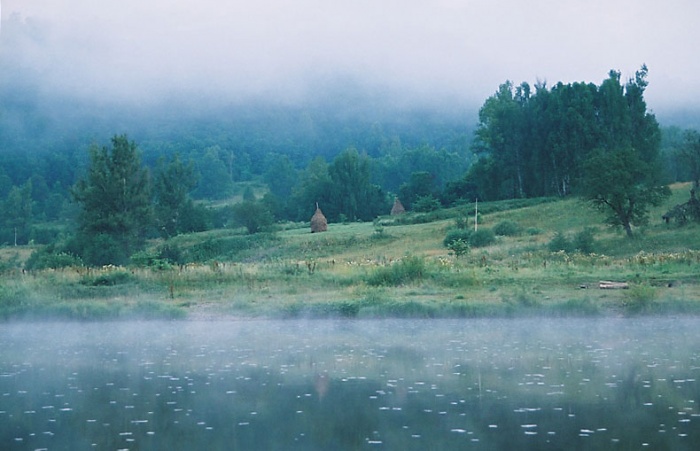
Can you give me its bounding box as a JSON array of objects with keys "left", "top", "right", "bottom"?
[
  {"left": 3, "top": 67, "right": 700, "bottom": 266},
  {"left": 450, "top": 66, "right": 682, "bottom": 236}
]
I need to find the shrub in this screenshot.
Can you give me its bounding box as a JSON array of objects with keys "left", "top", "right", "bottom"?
[
  {"left": 469, "top": 228, "right": 496, "bottom": 247},
  {"left": 447, "top": 239, "right": 470, "bottom": 257},
  {"left": 443, "top": 229, "right": 472, "bottom": 248},
  {"left": 547, "top": 229, "right": 596, "bottom": 254},
  {"left": 25, "top": 248, "right": 83, "bottom": 271},
  {"left": 548, "top": 231, "right": 574, "bottom": 253},
  {"left": 493, "top": 220, "right": 521, "bottom": 236},
  {"left": 573, "top": 227, "right": 596, "bottom": 254}
]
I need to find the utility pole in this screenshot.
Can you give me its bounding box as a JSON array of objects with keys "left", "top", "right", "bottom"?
[{"left": 474, "top": 198, "right": 478, "bottom": 232}]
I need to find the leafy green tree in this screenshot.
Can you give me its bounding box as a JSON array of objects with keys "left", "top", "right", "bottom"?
[
  {"left": 193, "top": 146, "right": 234, "bottom": 199},
  {"left": 263, "top": 153, "right": 298, "bottom": 199},
  {"left": 327, "top": 148, "right": 388, "bottom": 221},
  {"left": 153, "top": 154, "right": 199, "bottom": 238},
  {"left": 231, "top": 200, "right": 274, "bottom": 234},
  {"left": 72, "top": 135, "right": 153, "bottom": 265},
  {"left": 581, "top": 147, "right": 669, "bottom": 237},
  {"left": 399, "top": 171, "right": 435, "bottom": 210},
  {"left": 1, "top": 180, "right": 33, "bottom": 245},
  {"left": 580, "top": 67, "right": 669, "bottom": 237},
  {"left": 288, "top": 157, "right": 333, "bottom": 221}
]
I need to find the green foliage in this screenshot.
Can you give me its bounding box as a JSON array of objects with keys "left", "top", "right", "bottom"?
[
  {"left": 493, "top": 220, "right": 521, "bottom": 236},
  {"left": 25, "top": 247, "right": 83, "bottom": 271},
  {"left": 153, "top": 153, "right": 199, "bottom": 238},
  {"left": 399, "top": 171, "right": 436, "bottom": 210},
  {"left": 72, "top": 135, "right": 153, "bottom": 265},
  {"left": 444, "top": 227, "right": 495, "bottom": 253},
  {"left": 231, "top": 200, "right": 274, "bottom": 234},
  {"left": 443, "top": 229, "right": 472, "bottom": 248},
  {"left": 332, "top": 148, "right": 389, "bottom": 221},
  {"left": 548, "top": 228, "right": 597, "bottom": 254},
  {"left": 548, "top": 231, "right": 574, "bottom": 253},
  {"left": 192, "top": 146, "right": 234, "bottom": 199},
  {"left": 447, "top": 239, "right": 470, "bottom": 257},
  {"left": 412, "top": 195, "right": 441, "bottom": 212},
  {"left": 471, "top": 66, "right": 664, "bottom": 206},
  {"left": 177, "top": 233, "right": 279, "bottom": 262},
  {"left": 469, "top": 228, "right": 496, "bottom": 247},
  {"left": 573, "top": 227, "right": 597, "bottom": 254},
  {"left": 0, "top": 180, "right": 33, "bottom": 245},
  {"left": 366, "top": 256, "right": 426, "bottom": 286},
  {"left": 582, "top": 147, "right": 670, "bottom": 237},
  {"left": 677, "top": 129, "right": 700, "bottom": 188},
  {"left": 29, "top": 225, "right": 63, "bottom": 245}
]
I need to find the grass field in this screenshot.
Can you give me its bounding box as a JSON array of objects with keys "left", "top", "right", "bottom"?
[{"left": 2, "top": 183, "right": 699, "bottom": 320}]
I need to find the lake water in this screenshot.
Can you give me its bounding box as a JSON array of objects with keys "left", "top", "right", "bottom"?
[{"left": 1, "top": 318, "right": 699, "bottom": 450}]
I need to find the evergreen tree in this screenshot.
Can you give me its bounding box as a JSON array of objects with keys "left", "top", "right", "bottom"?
[{"left": 72, "top": 135, "right": 153, "bottom": 265}]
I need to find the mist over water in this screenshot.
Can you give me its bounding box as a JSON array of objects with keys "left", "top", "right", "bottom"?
[{"left": 2, "top": 318, "right": 699, "bottom": 449}]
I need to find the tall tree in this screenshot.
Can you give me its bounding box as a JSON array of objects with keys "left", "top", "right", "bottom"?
[
  {"left": 328, "top": 148, "right": 387, "bottom": 221},
  {"left": 1, "top": 180, "right": 33, "bottom": 245},
  {"left": 580, "top": 67, "right": 669, "bottom": 237},
  {"left": 678, "top": 130, "right": 700, "bottom": 188},
  {"left": 153, "top": 154, "right": 198, "bottom": 238},
  {"left": 473, "top": 81, "right": 529, "bottom": 198},
  {"left": 72, "top": 135, "right": 152, "bottom": 265},
  {"left": 289, "top": 156, "right": 333, "bottom": 221}
]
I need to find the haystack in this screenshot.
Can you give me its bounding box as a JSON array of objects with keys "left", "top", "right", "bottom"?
[
  {"left": 310, "top": 203, "right": 328, "bottom": 233},
  {"left": 390, "top": 197, "right": 405, "bottom": 215}
]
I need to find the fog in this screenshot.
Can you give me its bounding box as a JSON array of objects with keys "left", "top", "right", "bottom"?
[
  {"left": 3, "top": 318, "right": 700, "bottom": 448},
  {"left": 2, "top": 0, "right": 699, "bottom": 115}
]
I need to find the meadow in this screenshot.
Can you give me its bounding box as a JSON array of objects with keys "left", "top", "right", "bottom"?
[{"left": 1, "top": 183, "right": 699, "bottom": 320}]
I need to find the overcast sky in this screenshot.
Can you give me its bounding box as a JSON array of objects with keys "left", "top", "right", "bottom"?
[{"left": 1, "top": 0, "right": 698, "bottom": 114}]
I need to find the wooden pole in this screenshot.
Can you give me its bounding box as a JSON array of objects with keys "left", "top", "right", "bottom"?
[{"left": 474, "top": 198, "right": 478, "bottom": 232}]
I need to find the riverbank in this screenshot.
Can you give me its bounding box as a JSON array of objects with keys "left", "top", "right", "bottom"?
[{"left": 2, "top": 185, "right": 700, "bottom": 321}]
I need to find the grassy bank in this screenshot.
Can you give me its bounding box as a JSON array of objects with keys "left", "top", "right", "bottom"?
[{"left": 2, "top": 183, "right": 700, "bottom": 320}]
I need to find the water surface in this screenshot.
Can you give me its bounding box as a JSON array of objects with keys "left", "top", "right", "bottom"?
[{"left": 1, "top": 318, "right": 699, "bottom": 449}]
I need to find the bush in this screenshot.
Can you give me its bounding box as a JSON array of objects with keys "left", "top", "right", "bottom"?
[
  {"left": 469, "top": 228, "right": 496, "bottom": 247},
  {"left": 25, "top": 247, "right": 83, "bottom": 271},
  {"left": 573, "top": 227, "right": 596, "bottom": 254},
  {"left": 447, "top": 239, "right": 470, "bottom": 257},
  {"left": 443, "top": 229, "right": 472, "bottom": 248},
  {"left": 548, "top": 231, "right": 574, "bottom": 253},
  {"left": 493, "top": 220, "right": 521, "bottom": 236},
  {"left": 548, "top": 229, "right": 596, "bottom": 254}
]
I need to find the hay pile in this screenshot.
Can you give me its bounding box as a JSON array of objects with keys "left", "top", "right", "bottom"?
[
  {"left": 310, "top": 203, "right": 328, "bottom": 233},
  {"left": 390, "top": 198, "right": 405, "bottom": 215}
]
